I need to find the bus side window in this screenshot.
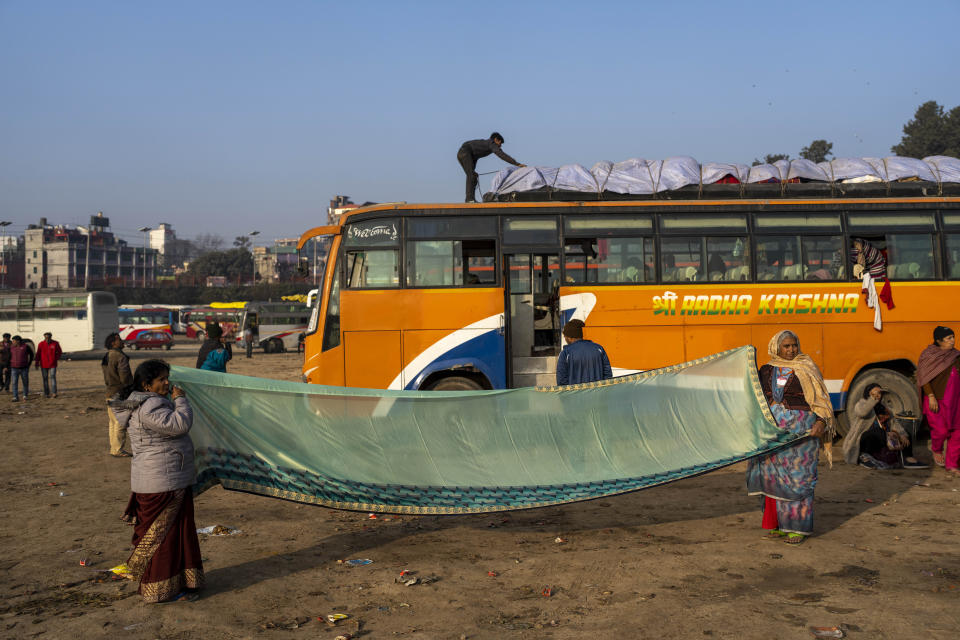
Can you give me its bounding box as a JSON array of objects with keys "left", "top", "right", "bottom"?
[
  {"left": 406, "top": 240, "right": 462, "bottom": 286},
  {"left": 661, "top": 238, "right": 703, "bottom": 283},
  {"left": 754, "top": 236, "right": 801, "bottom": 281},
  {"left": 322, "top": 258, "right": 341, "bottom": 351},
  {"left": 345, "top": 249, "right": 399, "bottom": 288},
  {"left": 706, "top": 236, "right": 749, "bottom": 282},
  {"left": 564, "top": 238, "right": 651, "bottom": 284},
  {"left": 885, "top": 233, "right": 937, "bottom": 280},
  {"left": 463, "top": 240, "right": 496, "bottom": 285},
  {"left": 947, "top": 234, "right": 960, "bottom": 278},
  {"left": 801, "top": 236, "right": 844, "bottom": 280}
]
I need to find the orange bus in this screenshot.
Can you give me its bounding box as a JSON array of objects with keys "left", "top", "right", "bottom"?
[{"left": 297, "top": 193, "right": 960, "bottom": 433}]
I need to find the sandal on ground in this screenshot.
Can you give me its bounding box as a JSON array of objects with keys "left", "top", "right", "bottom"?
[
  {"left": 784, "top": 533, "right": 807, "bottom": 545},
  {"left": 932, "top": 451, "right": 946, "bottom": 467},
  {"left": 160, "top": 591, "right": 199, "bottom": 604},
  {"left": 946, "top": 468, "right": 960, "bottom": 477},
  {"left": 110, "top": 451, "right": 132, "bottom": 458},
  {"left": 762, "top": 529, "right": 787, "bottom": 540}
]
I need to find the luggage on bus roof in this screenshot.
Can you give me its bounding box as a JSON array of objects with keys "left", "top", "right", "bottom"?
[{"left": 485, "top": 155, "right": 960, "bottom": 200}]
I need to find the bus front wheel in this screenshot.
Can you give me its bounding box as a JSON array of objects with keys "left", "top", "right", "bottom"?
[
  {"left": 425, "top": 375, "right": 484, "bottom": 391},
  {"left": 839, "top": 368, "right": 919, "bottom": 437}
]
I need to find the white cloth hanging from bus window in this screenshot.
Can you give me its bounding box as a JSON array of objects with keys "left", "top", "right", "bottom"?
[
  {"left": 487, "top": 156, "right": 960, "bottom": 196},
  {"left": 861, "top": 273, "right": 882, "bottom": 331}
]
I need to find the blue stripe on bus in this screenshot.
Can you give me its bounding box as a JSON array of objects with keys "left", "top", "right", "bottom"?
[{"left": 406, "top": 329, "right": 506, "bottom": 390}]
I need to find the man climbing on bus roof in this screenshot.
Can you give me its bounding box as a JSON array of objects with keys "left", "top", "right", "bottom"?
[
  {"left": 556, "top": 319, "right": 612, "bottom": 386},
  {"left": 457, "top": 132, "right": 525, "bottom": 203}
]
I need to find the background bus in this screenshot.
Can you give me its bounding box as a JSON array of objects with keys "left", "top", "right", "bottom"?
[
  {"left": 0, "top": 290, "right": 118, "bottom": 352},
  {"left": 118, "top": 307, "right": 175, "bottom": 340},
  {"left": 183, "top": 305, "right": 244, "bottom": 341},
  {"left": 239, "top": 301, "right": 312, "bottom": 353},
  {"left": 298, "top": 195, "right": 960, "bottom": 434}
]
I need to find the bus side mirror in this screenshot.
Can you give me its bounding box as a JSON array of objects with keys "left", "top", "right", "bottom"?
[{"left": 297, "top": 256, "right": 310, "bottom": 276}]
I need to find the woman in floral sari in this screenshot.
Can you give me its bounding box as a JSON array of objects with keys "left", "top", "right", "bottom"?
[
  {"left": 747, "top": 330, "right": 834, "bottom": 545},
  {"left": 112, "top": 360, "right": 204, "bottom": 602},
  {"left": 918, "top": 326, "right": 960, "bottom": 475}
]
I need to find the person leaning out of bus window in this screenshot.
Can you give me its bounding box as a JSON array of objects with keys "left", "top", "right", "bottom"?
[
  {"left": 102, "top": 332, "right": 133, "bottom": 456},
  {"left": 9, "top": 335, "right": 34, "bottom": 402},
  {"left": 196, "top": 323, "right": 232, "bottom": 372},
  {"left": 35, "top": 332, "right": 63, "bottom": 398},
  {"left": 843, "top": 383, "right": 928, "bottom": 470},
  {"left": 0, "top": 333, "right": 12, "bottom": 393},
  {"left": 556, "top": 320, "right": 612, "bottom": 386},
  {"left": 918, "top": 325, "right": 960, "bottom": 475}
]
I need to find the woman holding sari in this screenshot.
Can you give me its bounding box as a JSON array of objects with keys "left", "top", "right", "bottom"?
[
  {"left": 112, "top": 359, "right": 204, "bottom": 602},
  {"left": 918, "top": 326, "right": 960, "bottom": 475},
  {"left": 747, "top": 330, "right": 835, "bottom": 545}
]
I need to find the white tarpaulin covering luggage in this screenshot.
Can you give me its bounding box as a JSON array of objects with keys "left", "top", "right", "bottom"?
[{"left": 488, "top": 155, "right": 960, "bottom": 196}]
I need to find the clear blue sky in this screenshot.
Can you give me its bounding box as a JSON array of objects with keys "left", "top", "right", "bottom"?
[{"left": 2, "top": 0, "right": 959, "bottom": 244}]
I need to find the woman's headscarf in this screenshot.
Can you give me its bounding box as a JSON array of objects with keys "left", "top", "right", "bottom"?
[
  {"left": 917, "top": 326, "right": 958, "bottom": 393},
  {"left": 766, "top": 330, "right": 837, "bottom": 463}
]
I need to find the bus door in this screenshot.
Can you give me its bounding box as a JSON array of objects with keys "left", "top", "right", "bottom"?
[{"left": 504, "top": 252, "right": 561, "bottom": 387}]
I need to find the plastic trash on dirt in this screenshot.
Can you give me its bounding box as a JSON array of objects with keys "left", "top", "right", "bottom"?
[{"left": 197, "top": 524, "right": 241, "bottom": 536}]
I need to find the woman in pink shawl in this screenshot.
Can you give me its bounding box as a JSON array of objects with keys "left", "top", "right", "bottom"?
[{"left": 918, "top": 326, "right": 960, "bottom": 475}]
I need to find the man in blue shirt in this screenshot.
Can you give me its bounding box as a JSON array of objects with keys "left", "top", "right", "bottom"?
[{"left": 556, "top": 319, "right": 612, "bottom": 385}]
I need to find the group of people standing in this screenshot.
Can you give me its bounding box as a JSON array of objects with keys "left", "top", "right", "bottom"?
[
  {"left": 557, "top": 322, "right": 958, "bottom": 547},
  {"left": 1, "top": 332, "right": 63, "bottom": 401},
  {"left": 750, "top": 325, "right": 958, "bottom": 545}
]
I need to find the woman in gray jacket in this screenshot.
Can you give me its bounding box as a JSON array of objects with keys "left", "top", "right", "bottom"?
[{"left": 112, "top": 359, "right": 204, "bottom": 603}]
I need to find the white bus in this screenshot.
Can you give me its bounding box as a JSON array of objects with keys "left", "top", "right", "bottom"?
[
  {"left": 0, "top": 290, "right": 119, "bottom": 352},
  {"left": 240, "top": 301, "right": 312, "bottom": 353}
]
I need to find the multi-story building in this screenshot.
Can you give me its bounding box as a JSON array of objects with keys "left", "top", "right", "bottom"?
[
  {"left": 0, "top": 235, "right": 25, "bottom": 289},
  {"left": 23, "top": 213, "right": 158, "bottom": 289},
  {"left": 149, "top": 223, "right": 176, "bottom": 263},
  {"left": 253, "top": 240, "right": 301, "bottom": 282}
]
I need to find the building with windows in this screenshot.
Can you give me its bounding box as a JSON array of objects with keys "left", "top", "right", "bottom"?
[
  {"left": 0, "top": 235, "right": 25, "bottom": 289},
  {"left": 149, "top": 223, "right": 176, "bottom": 261},
  {"left": 23, "top": 213, "right": 159, "bottom": 289},
  {"left": 253, "top": 239, "right": 301, "bottom": 282}
]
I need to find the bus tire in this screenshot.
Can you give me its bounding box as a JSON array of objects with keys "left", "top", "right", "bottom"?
[
  {"left": 840, "top": 368, "right": 919, "bottom": 437},
  {"left": 425, "top": 375, "right": 484, "bottom": 391},
  {"left": 269, "top": 338, "right": 284, "bottom": 353}
]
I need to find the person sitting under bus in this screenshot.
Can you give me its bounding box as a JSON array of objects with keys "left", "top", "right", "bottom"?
[
  {"left": 843, "top": 383, "right": 927, "bottom": 469},
  {"left": 556, "top": 320, "right": 612, "bottom": 386}
]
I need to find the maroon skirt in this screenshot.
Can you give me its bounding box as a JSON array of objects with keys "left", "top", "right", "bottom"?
[{"left": 123, "top": 489, "right": 205, "bottom": 603}]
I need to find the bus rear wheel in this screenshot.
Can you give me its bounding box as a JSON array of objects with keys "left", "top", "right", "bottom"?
[
  {"left": 425, "top": 375, "right": 484, "bottom": 391},
  {"left": 839, "top": 368, "right": 919, "bottom": 437},
  {"left": 264, "top": 338, "right": 284, "bottom": 354}
]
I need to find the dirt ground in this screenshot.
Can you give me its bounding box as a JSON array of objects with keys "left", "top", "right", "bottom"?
[{"left": 1, "top": 343, "right": 959, "bottom": 640}]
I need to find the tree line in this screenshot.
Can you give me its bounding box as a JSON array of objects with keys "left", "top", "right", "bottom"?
[{"left": 755, "top": 100, "right": 960, "bottom": 165}]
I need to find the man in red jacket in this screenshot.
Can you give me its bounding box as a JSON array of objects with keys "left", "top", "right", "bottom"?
[{"left": 35, "top": 332, "right": 63, "bottom": 398}]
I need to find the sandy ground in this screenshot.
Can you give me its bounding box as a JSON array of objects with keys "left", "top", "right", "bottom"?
[{"left": 1, "top": 343, "right": 959, "bottom": 640}]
